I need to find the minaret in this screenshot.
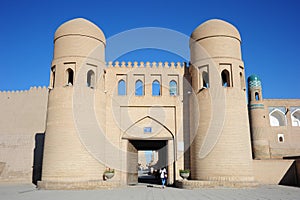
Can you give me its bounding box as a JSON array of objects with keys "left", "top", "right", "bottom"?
[
  {"left": 248, "top": 74, "right": 270, "bottom": 159},
  {"left": 189, "top": 19, "right": 254, "bottom": 183},
  {"left": 39, "top": 18, "right": 107, "bottom": 189}
]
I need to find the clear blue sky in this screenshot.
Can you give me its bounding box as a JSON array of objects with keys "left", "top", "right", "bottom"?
[{"left": 0, "top": 0, "right": 299, "bottom": 99}]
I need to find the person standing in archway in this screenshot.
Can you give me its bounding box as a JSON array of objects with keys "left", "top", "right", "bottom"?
[{"left": 159, "top": 167, "right": 167, "bottom": 188}]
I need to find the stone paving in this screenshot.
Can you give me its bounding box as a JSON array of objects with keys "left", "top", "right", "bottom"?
[{"left": 0, "top": 183, "right": 300, "bottom": 200}]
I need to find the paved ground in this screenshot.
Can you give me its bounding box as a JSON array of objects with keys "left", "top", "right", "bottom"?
[{"left": 0, "top": 183, "right": 300, "bottom": 200}]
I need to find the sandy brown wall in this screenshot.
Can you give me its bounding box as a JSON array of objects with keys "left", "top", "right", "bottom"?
[
  {"left": 0, "top": 87, "right": 48, "bottom": 182},
  {"left": 253, "top": 160, "right": 294, "bottom": 184}
]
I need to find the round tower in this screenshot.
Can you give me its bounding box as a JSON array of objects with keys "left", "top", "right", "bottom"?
[
  {"left": 248, "top": 75, "right": 270, "bottom": 159},
  {"left": 39, "top": 18, "right": 107, "bottom": 189},
  {"left": 189, "top": 19, "right": 254, "bottom": 183}
]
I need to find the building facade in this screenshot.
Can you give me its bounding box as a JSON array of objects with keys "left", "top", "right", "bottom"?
[{"left": 0, "top": 18, "right": 299, "bottom": 189}]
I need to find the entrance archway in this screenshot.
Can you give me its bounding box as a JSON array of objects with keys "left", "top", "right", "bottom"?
[
  {"left": 127, "top": 139, "right": 175, "bottom": 186},
  {"left": 123, "top": 116, "right": 176, "bottom": 186},
  {"left": 129, "top": 140, "right": 167, "bottom": 185}
]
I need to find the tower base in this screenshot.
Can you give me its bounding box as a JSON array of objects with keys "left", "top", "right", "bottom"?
[
  {"left": 37, "top": 180, "right": 121, "bottom": 190},
  {"left": 175, "top": 180, "right": 258, "bottom": 189}
]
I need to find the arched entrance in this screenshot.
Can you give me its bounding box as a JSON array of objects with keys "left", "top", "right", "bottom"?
[
  {"left": 128, "top": 140, "right": 168, "bottom": 185},
  {"left": 122, "top": 116, "right": 175, "bottom": 186}
]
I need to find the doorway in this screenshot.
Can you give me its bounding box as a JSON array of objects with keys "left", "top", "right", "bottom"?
[
  {"left": 32, "top": 133, "right": 45, "bottom": 185},
  {"left": 127, "top": 140, "right": 170, "bottom": 185}
]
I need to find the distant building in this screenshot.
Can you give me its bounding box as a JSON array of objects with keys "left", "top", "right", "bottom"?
[{"left": 0, "top": 18, "right": 299, "bottom": 189}]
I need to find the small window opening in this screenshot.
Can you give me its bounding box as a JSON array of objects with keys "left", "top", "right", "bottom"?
[
  {"left": 152, "top": 80, "right": 161, "bottom": 96},
  {"left": 202, "top": 71, "right": 209, "bottom": 88},
  {"left": 87, "top": 70, "right": 95, "bottom": 88},
  {"left": 255, "top": 92, "right": 260, "bottom": 101},
  {"left": 169, "top": 80, "right": 177, "bottom": 96},
  {"left": 278, "top": 134, "right": 284, "bottom": 143},
  {"left": 66, "top": 68, "right": 74, "bottom": 86},
  {"left": 135, "top": 80, "right": 144, "bottom": 96},
  {"left": 51, "top": 66, "right": 56, "bottom": 88},
  {"left": 221, "top": 69, "right": 230, "bottom": 87},
  {"left": 118, "top": 79, "right": 126, "bottom": 96}
]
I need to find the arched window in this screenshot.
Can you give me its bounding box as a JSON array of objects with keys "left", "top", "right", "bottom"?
[
  {"left": 291, "top": 109, "right": 300, "bottom": 126},
  {"left": 269, "top": 109, "right": 286, "bottom": 126},
  {"left": 51, "top": 66, "right": 56, "bottom": 88},
  {"left": 118, "top": 79, "right": 126, "bottom": 96},
  {"left": 255, "top": 92, "right": 260, "bottom": 101},
  {"left": 152, "top": 80, "right": 161, "bottom": 96},
  {"left": 221, "top": 69, "right": 230, "bottom": 87},
  {"left": 87, "top": 70, "right": 95, "bottom": 88},
  {"left": 66, "top": 68, "right": 74, "bottom": 86},
  {"left": 202, "top": 71, "right": 209, "bottom": 88},
  {"left": 135, "top": 80, "right": 144, "bottom": 96},
  {"left": 169, "top": 80, "right": 177, "bottom": 96}
]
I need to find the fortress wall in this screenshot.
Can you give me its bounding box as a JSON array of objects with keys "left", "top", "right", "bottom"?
[
  {"left": 253, "top": 160, "right": 294, "bottom": 184},
  {"left": 0, "top": 87, "right": 48, "bottom": 182},
  {"left": 263, "top": 99, "right": 300, "bottom": 158}
]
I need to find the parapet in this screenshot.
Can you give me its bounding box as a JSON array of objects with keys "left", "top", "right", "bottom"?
[
  {"left": 0, "top": 86, "right": 48, "bottom": 95},
  {"left": 107, "top": 61, "right": 185, "bottom": 69}
]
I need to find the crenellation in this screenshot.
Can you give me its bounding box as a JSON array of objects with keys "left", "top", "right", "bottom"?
[
  {"left": 114, "top": 61, "right": 120, "bottom": 67},
  {"left": 170, "top": 62, "right": 175, "bottom": 68},
  {"left": 127, "top": 61, "right": 132, "bottom": 68},
  {"left": 146, "top": 61, "right": 151, "bottom": 68},
  {"left": 158, "top": 62, "right": 163, "bottom": 68},
  {"left": 105, "top": 61, "right": 184, "bottom": 70},
  {"left": 0, "top": 86, "right": 48, "bottom": 97},
  {"left": 140, "top": 61, "right": 145, "bottom": 68},
  {"left": 164, "top": 62, "right": 169, "bottom": 68},
  {"left": 152, "top": 62, "right": 157, "bottom": 68}
]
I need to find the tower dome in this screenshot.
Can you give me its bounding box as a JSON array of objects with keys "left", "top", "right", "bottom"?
[
  {"left": 190, "top": 19, "right": 241, "bottom": 42},
  {"left": 190, "top": 19, "right": 242, "bottom": 62},
  {"left": 52, "top": 18, "right": 106, "bottom": 61},
  {"left": 248, "top": 74, "right": 262, "bottom": 88},
  {"left": 54, "top": 18, "right": 106, "bottom": 45}
]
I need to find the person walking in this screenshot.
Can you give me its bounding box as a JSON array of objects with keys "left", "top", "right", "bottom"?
[{"left": 159, "top": 167, "right": 167, "bottom": 188}]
